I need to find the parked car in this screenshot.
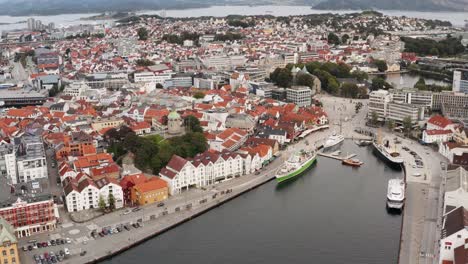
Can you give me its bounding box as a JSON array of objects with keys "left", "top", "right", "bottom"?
[
  {"left": 28, "top": 245, "right": 33, "bottom": 251},
  {"left": 157, "top": 202, "right": 165, "bottom": 207},
  {"left": 131, "top": 207, "right": 141, "bottom": 212},
  {"left": 80, "top": 251, "right": 87, "bottom": 256},
  {"left": 123, "top": 209, "right": 131, "bottom": 215},
  {"left": 65, "top": 238, "right": 71, "bottom": 244},
  {"left": 124, "top": 225, "right": 130, "bottom": 231},
  {"left": 64, "top": 248, "right": 70, "bottom": 256},
  {"left": 23, "top": 246, "right": 28, "bottom": 251}
]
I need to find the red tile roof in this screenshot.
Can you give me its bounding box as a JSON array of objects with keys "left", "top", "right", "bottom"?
[
  {"left": 428, "top": 115, "right": 452, "bottom": 129},
  {"left": 166, "top": 155, "right": 188, "bottom": 172}
]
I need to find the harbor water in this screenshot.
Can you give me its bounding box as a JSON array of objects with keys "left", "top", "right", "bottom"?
[{"left": 103, "top": 140, "right": 403, "bottom": 264}]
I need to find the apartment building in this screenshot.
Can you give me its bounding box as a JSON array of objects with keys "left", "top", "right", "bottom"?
[
  {"left": 159, "top": 151, "right": 249, "bottom": 195},
  {"left": 453, "top": 69, "right": 468, "bottom": 94},
  {"left": 64, "top": 176, "right": 123, "bottom": 212},
  {"left": 4, "top": 136, "right": 48, "bottom": 185}
]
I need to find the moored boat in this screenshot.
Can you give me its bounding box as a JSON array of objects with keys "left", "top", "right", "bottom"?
[
  {"left": 342, "top": 158, "right": 363, "bottom": 167},
  {"left": 372, "top": 140, "right": 404, "bottom": 168},
  {"left": 323, "top": 134, "right": 344, "bottom": 149},
  {"left": 387, "top": 178, "right": 405, "bottom": 210},
  {"left": 355, "top": 140, "right": 372, "bottom": 146},
  {"left": 276, "top": 150, "right": 317, "bottom": 183}
]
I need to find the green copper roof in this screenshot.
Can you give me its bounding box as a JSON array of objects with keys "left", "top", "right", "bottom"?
[{"left": 168, "top": 111, "right": 180, "bottom": 119}]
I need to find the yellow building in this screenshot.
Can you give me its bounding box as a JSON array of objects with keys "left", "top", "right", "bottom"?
[
  {"left": 0, "top": 218, "right": 20, "bottom": 264},
  {"left": 131, "top": 178, "right": 168, "bottom": 206},
  {"left": 91, "top": 117, "right": 124, "bottom": 132}
]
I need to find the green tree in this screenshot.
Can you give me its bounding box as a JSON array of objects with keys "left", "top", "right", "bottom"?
[
  {"left": 137, "top": 27, "right": 149, "bottom": 41},
  {"left": 373, "top": 59, "right": 388, "bottom": 72},
  {"left": 351, "top": 70, "right": 368, "bottom": 81},
  {"left": 327, "top": 77, "right": 340, "bottom": 95},
  {"left": 371, "top": 77, "right": 392, "bottom": 90},
  {"left": 370, "top": 111, "right": 379, "bottom": 125},
  {"left": 184, "top": 115, "right": 203, "bottom": 133},
  {"left": 403, "top": 116, "right": 413, "bottom": 136},
  {"left": 270, "top": 67, "right": 293, "bottom": 87},
  {"left": 341, "top": 82, "right": 360, "bottom": 98},
  {"left": 108, "top": 193, "right": 115, "bottom": 210},
  {"left": 341, "top": 34, "right": 350, "bottom": 44},
  {"left": 327, "top": 32, "right": 340, "bottom": 45},
  {"left": 387, "top": 119, "right": 396, "bottom": 130},
  {"left": 296, "top": 73, "right": 315, "bottom": 89},
  {"left": 193, "top": 91, "right": 205, "bottom": 99},
  {"left": 98, "top": 195, "right": 106, "bottom": 211},
  {"left": 429, "top": 47, "right": 439, "bottom": 56},
  {"left": 414, "top": 77, "right": 426, "bottom": 90},
  {"left": 135, "top": 59, "right": 155, "bottom": 67}
]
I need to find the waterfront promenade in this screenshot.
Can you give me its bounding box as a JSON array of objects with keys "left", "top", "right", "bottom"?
[
  {"left": 19, "top": 109, "right": 340, "bottom": 264},
  {"left": 18, "top": 94, "right": 444, "bottom": 264}
]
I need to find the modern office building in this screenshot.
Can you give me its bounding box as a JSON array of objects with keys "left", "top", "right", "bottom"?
[
  {"left": 433, "top": 92, "right": 468, "bottom": 118},
  {"left": 4, "top": 136, "right": 48, "bottom": 185},
  {"left": 286, "top": 86, "right": 312, "bottom": 107},
  {"left": 368, "top": 90, "right": 392, "bottom": 121},
  {"left": 387, "top": 102, "right": 424, "bottom": 124},
  {"left": 453, "top": 69, "right": 468, "bottom": 94}
]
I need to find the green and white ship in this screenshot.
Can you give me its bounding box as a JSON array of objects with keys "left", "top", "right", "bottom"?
[{"left": 275, "top": 150, "right": 317, "bottom": 183}]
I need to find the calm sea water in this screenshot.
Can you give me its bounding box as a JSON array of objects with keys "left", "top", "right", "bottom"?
[
  {"left": 0, "top": 5, "right": 467, "bottom": 32},
  {"left": 373, "top": 73, "right": 451, "bottom": 89},
  {"left": 102, "top": 140, "right": 403, "bottom": 264}
]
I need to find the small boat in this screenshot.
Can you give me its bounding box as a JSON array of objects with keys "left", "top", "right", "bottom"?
[
  {"left": 342, "top": 158, "right": 363, "bottom": 167},
  {"left": 355, "top": 140, "right": 372, "bottom": 147},
  {"left": 331, "top": 151, "right": 341, "bottom": 156}
]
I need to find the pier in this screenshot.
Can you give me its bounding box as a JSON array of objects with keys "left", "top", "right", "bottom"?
[{"left": 317, "top": 151, "right": 356, "bottom": 161}]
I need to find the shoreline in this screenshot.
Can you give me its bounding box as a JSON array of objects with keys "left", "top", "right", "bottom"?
[{"left": 85, "top": 173, "right": 277, "bottom": 263}]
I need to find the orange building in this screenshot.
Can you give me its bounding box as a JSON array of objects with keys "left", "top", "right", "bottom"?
[{"left": 131, "top": 178, "right": 168, "bottom": 206}]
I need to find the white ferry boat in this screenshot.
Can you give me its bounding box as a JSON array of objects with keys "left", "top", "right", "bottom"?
[
  {"left": 387, "top": 178, "right": 405, "bottom": 210},
  {"left": 323, "top": 134, "right": 344, "bottom": 149}
]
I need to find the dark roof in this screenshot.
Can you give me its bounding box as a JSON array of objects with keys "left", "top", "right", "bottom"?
[
  {"left": 166, "top": 155, "right": 188, "bottom": 172},
  {"left": 454, "top": 244, "right": 468, "bottom": 264},
  {"left": 442, "top": 207, "right": 468, "bottom": 239},
  {"left": 258, "top": 126, "right": 286, "bottom": 136},
  {"left": 454, "top": 153, "right": 468, "bottom": 167}
]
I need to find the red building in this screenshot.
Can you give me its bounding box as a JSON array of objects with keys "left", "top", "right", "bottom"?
[{"left": 0, "top": 180, "right": 58, "bottom": 238}]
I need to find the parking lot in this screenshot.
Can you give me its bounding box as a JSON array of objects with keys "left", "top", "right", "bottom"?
[{"left": 21, "top": 238, "right": 71, "bottom": 264}]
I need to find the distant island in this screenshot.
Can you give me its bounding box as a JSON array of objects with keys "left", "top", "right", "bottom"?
[
  {"left": 313, "top": 0, "right": 468, "bottom": 11},
  {"left": 0, "top": 0, "right": 466, "bottom": 16},
  {"left": 80, "top": 12, "right": 135, "bottom": 21}
]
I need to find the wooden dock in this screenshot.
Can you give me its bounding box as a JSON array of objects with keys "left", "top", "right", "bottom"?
[{"left": 317, "top": 151, "right": 357, "bottom": 161}]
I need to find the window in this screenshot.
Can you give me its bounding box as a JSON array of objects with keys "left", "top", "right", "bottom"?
[
  {"left": 10, "top": 249, "right": 14, "bottom": 255},
  {"left": 2, "top": 250, "right": 6, "bottom": 256}
]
